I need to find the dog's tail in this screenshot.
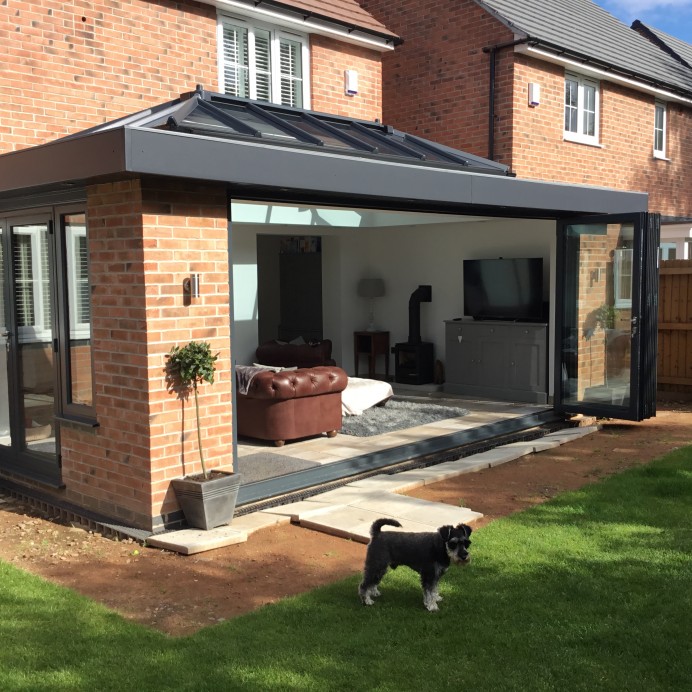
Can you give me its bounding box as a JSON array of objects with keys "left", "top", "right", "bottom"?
[{"left": 370, "top": 518, "right": 402, "bottom": 537}]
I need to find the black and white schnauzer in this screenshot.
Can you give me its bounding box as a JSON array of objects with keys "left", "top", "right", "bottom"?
[{"left": 358, "top": 518, "right": 473, "bottom": 611}]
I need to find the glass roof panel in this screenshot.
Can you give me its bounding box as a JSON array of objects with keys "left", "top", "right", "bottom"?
[
  {"left": 211, "top": 102, "right": 300, "bottom": 141},
  {"left": 326, "top": 121, "right": 417, "bottom": 158},
  {"left": 180, "top": 108, "right": 243, "bottom": 134},
  {"left": 271, "top": 111, "right": 353, "bottom": 149}
]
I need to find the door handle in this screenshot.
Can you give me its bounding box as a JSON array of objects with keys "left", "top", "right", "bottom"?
[
  {"left": 631, "top": 316, "right": 638, "bottom": 338},
  {"left": 1, "top": 331, "right": 10, "bottom": 338}
]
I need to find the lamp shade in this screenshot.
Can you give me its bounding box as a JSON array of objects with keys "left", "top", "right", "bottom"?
[{"left": 357, "top": 277, "right": 385, "bottom": 299}]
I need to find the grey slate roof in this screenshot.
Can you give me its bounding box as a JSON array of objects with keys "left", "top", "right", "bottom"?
[
  {"left": 633, "top": 20, "right": 692, "bottom": 70},
  {"left": 475, "top": 0, "right": 692, "bottom": 96}
]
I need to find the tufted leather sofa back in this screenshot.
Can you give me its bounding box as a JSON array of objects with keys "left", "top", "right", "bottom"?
[{"left": 243, "top": 366, "right": 347, "bottom": 400}]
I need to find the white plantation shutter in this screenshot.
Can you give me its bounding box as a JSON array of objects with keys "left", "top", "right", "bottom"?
[
  {"left": 14, "top": 234, "right": 35, "bottom": 328},
  {"left": 219, "top": 18, "right": 307, "bottom": 106},
  {"left": 76, "top": 235, "right": 90, "bottom": 324},
  {"left": 223, "top": 24, "right": 249, "bottom": 98},
  {"left": 253, "top": 29, "right": 272, "bottom": 102},
  {"left": 279, "top": 38, "right": 303, "bottom": 107},
  {"left": 12, "top": 227, "right": 51, "bottom": 337}
]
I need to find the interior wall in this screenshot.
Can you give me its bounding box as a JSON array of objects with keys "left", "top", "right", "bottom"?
[
  {"left": 231, "top": 216, "right": 556, "bottom": 392},
  {"left": 367, "top": 218, "right": 554, "bottom": 353}
]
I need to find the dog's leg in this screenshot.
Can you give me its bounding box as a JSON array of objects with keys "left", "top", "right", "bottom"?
[
  {"left": 359, "top": 561, "right": 388, "bottom": 606},
  {"left": 421, "top": 569, "right": 440, "bottom": 612}
]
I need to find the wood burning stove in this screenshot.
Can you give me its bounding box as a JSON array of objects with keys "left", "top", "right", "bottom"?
[{"left": 393, "top": 285, "right": 435, "bottom": 385}]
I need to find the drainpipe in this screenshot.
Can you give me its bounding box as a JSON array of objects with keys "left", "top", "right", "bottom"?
[{"left": 482, "top": 38, "right": 532, "bottom": 161}]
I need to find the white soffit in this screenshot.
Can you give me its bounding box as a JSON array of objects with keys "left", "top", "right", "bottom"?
[
  {"left": 200, "top": 0, "right": 395, "bottom": 51},
  {"left": 516, "top": 43, "right": 692, "bottom": 106},
  {"left": 230, "top": 201, "right": 493, "bottom": 227}
]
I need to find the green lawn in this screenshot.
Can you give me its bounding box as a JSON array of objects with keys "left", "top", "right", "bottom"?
[{"left": 1, "top": 448, "right": 691, "bottom": 691}]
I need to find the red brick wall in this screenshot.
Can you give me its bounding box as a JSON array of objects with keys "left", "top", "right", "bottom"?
[
  {"left": 0, "top": 0, "right": 383, "bottom": 153},
  {"left": 358, "top": 0, "right": 513, "bottom": 159},
  {"left": 61, "top": 177, "right": 232, "bottom": 530},
  {"left": 510, "top": 55, "right": 692, "bottom": 217},
  {"left": 361, "top": 0, "right": 692, "bottom": 216},
  {"left": 310, "top": 36, "right": 382, "bottom": 121}
]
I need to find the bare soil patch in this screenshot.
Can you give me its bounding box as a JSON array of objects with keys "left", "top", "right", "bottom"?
[{"left": 1, "top": 403, "right": 691, "bottom": 637}]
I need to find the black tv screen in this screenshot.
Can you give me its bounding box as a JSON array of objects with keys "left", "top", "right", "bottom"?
[{"left": 463, "top": 257, "right": 544, "bottom": 322}]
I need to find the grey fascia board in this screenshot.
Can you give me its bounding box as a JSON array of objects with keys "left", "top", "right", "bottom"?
[
  {"left": 0, "top": 129, "right": 127, "bottom": 196},
  {"left": 125, "top": 128, "right": 647, "bottom": 215},
  {"left": 467, "top": 173, "right": 648, "bottom": 215}
]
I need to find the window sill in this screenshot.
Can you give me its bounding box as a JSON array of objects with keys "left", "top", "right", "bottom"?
[
  {"left": 55, "top": 414, "right": 99, "bottom": 429},
  {"left": 653, "top": 152, "right": 670, "bottom": 161},
  {"left": 563, "top": 134, "right": 603, "bottom": 148}
]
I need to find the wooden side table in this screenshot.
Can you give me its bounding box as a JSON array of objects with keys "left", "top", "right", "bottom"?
[{"left": 354, "top": 331, "right": 390, "bottom": 379}]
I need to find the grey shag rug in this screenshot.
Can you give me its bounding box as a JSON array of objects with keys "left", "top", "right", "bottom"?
[
  {"left": 339, "top": 399, "right": 469, "bottom": 437},
  {"left": 237, "top": 453, "right": 320, "bottom": 484}
]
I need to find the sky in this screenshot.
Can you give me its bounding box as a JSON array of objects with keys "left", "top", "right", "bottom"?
[{"left": 596, "top": 0, "right": 692, "bottom": 43}]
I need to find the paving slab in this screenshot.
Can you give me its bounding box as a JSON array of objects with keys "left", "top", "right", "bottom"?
[
  {"left": 150, "top": 424, "right": 601, "bottom": 554},
  {"left": 299, "top": 506, "right": 459, "bottom": 544},
  {"left": 147, "top": 525, "right": 248, "bottom": 555},
  {"left": 230, "top": 511, "right": 291, "bottom": 535}
]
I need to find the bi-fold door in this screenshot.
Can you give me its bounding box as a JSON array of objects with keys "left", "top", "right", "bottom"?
[{"left": 555, "top": 212, "right": 659, "bottom": 421}]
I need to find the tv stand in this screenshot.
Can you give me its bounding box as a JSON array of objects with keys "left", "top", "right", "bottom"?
[{"left": 443, "top": 320, "right": 548, "bottom": 404}]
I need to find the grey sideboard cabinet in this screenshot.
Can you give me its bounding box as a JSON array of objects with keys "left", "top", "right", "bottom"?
[{"left": 443, "top": 320, "right": 548, "bottom": 404}]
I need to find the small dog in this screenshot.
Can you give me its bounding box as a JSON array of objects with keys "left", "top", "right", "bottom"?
[{"left": 358, "top": 518, "right": 473, "bottom": 611}]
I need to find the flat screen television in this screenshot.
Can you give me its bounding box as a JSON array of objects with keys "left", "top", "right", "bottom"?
[{"left": 463, "top": 257, "right": 544, "bottom": 322}]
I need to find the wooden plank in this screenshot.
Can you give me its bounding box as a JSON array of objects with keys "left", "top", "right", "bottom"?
[
  {"left": 658, "top": 323, "right": 692, "bottom": 330},
  {"left": 659, "top": 268, "right": 692, "bottom": 275},
  {"left": 658, "top": 376, "right": 692, "bottom": 386},
  {"left": 657, "top": 260, "right": 692, "bottom": 393}
]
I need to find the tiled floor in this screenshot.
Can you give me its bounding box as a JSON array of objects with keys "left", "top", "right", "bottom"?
[{"left": 236, "top": 390, "right": 550, "bottom": 471}]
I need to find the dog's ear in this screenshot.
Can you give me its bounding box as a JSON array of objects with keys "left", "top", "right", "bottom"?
[
  {"left": 439, "top": 525, "right": 454, "bottom": 541},
  {"left": 456, "top": 523, "right": 473, "bottom": 537}
]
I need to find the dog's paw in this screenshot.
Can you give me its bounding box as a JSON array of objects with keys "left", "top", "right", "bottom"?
[
  {"left": 425, "top": 602, "right": 439, "bottom": 612},
  {"left": 433, "top": 593, "right": 443, "bottom": 603},
  {"left": 372, "top": 586, "right": 381, "bottom": 598},
  {"left": 362, "top": 596, "right": 375, "bottom": 606}
]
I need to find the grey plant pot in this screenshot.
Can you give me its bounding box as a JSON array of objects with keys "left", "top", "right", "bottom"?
[{"left": 171, "top": 471, "right": 242, "bottom": 530}]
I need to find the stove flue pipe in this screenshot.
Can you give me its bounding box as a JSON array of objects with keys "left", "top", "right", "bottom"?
[{"left": 408, "top": 285, "right": 432, "bottom": 345}]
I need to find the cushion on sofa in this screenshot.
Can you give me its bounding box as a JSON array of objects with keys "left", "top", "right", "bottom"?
[{"left": 255, "top": 339, "right": 335, "bottom": 368}]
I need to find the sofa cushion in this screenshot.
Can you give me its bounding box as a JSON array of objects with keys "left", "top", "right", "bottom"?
[{"left": 255, "top": 339, "right": 335, "bottom": 368}]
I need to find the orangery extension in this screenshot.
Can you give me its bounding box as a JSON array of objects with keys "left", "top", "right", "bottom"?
[{"left": 0, "top": 88, "right": 658, "bottom": 535}]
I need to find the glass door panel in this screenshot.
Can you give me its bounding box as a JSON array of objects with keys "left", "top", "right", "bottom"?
[
  {"left": 557, "top": 212, "right": 659, "bottom": 421},
  {"left": 13, "top": 222, "right": 57, "bottom": 458},
  {"left": 0, "top": 228, "right": 10, "bottom": 449},
  {"left": 559, "top": 220, "right": 634, "bottom": 408},
  {"left": 0, "top": 217, "right": 58, "bottom": 477}
]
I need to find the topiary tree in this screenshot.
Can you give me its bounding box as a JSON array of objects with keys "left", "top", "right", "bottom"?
[{"left": 166, "top": 341, "right": 219, "bottom": 479}]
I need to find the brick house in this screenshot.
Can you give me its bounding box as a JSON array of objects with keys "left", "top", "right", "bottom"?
[{"left": 0, "top": 0, "right": 660, "bottom": 534}]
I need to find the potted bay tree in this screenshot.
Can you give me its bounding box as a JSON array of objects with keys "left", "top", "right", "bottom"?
[{"left": 167, "top": 341, "right": 241, "bottom": 530}]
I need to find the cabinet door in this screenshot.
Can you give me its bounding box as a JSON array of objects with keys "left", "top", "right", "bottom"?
[
  {"left": 507, "top": 326, "right": 547, "bottom": 393},
  {"left": 445, "top": 323, "right": 479, "bottom": 385},
  {"left": 477, "top": 334, "right": 507, "bottom": 388}
]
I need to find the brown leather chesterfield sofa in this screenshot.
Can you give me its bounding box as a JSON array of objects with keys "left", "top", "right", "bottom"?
[
  {"left": 255, "top": 339, "right": 336, "bottom": 368},
  {"left": 237, "top": 365, "right": 348, "bottom": 446}
]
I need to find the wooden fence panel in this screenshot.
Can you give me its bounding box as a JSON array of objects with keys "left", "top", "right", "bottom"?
[{"left": 658, "top": 259, "right": 692, "bottom": 398}]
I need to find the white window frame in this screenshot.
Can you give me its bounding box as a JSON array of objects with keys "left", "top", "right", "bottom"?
[
  {"left": 564, "top": 72, "right": 600, "bottom": 146},
  {"left": 65, "top": 223, "right": 90, "bottom": 339},
  {"left": 654, "top": 100, "right": 667, "bottom": 159},
  {"left": 614, "top": 248, "right": 633, "bottom": 308},
  {"left": 217, "top": 14, "right": 311, "bottom": 109},
  {"left": 14, "top": 226, "right": 51, "bottom": 343}
]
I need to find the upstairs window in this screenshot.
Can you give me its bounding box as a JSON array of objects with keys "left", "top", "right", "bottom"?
[
  {"left": 564, "top": 73, "right": 599, "bottom": 145},
  {"left": 654, "top": 101, "right": 667, "bottom": 158},
  {"left": 219, "top": 17, "right": 308, "bottom": 108}
]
